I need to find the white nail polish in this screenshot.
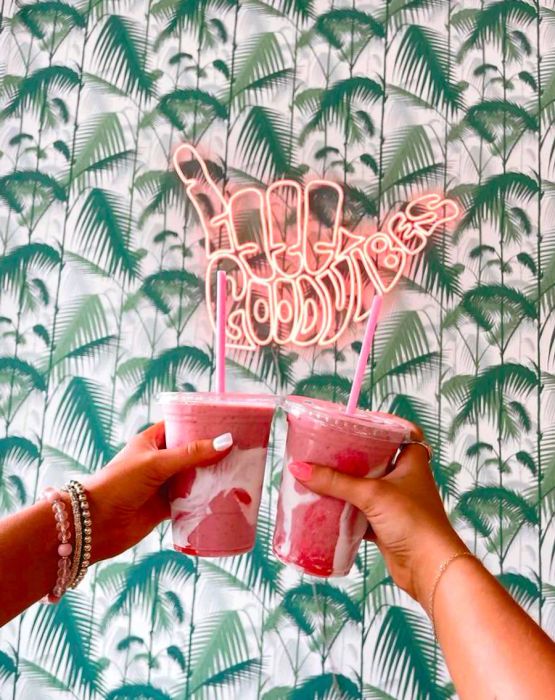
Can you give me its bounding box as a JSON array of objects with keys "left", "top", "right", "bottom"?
[{"left": 213, "top": 432, "right": 233, "bottom": 451}]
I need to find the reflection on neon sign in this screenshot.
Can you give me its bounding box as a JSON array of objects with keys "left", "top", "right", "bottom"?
[{"left": 173, "top": 144, "right": 460, "bottom": 350}]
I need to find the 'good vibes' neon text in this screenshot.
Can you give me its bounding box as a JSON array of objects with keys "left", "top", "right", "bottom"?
[{"left": 174, "top": 144, "right": 459, "bottom": 350}]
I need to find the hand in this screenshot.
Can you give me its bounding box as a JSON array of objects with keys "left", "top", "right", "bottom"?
[
  {"left": 173, "top": 144, "right": 458, "bottom": 350},
  {"left": 288, "top": 420, "right": 467, "bottom": 607},
  {"left": 81, "top": 423, "right": 233, "bottom": 563}
]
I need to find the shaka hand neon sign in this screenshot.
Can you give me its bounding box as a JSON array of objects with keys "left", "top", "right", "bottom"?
[{"left": 174, "top": 144, "right": 459, "bottom": 351}]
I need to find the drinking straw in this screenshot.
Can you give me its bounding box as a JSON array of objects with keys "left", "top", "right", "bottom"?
[
  {"left": 346, "top": 294, "right": 383, "bottom": 414},
  {"left": 215, "top": 270, "right": 227, "bottom": 393}
]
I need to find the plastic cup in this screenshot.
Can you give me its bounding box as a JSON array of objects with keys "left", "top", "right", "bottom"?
[
  {"left": 272, "top": 396, "right": 410, "bottom": 577},
  {"left": 160, "top": 392, "right": 276, "bottom": 557}
]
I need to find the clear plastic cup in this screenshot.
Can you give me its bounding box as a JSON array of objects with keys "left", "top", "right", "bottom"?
[
  {"left": 160, "top": 392, "right": 276, "bottom": 557},
  {"left": 272, "top": 396, "right": 410, "bottom": 577}
]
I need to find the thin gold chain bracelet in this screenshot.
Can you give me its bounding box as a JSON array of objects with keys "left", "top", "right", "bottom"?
[{"left": 428, "top": 551, "right": 476, "bottom": 634}]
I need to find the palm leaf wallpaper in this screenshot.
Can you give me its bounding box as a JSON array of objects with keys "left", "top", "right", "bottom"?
[{"left": 1, "top": 0, "right": 554, "bottom": 697}]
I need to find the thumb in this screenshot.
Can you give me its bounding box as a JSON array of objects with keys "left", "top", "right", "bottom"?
[
  {"left": 154, "top": 432, "right": 234, "bottom": 481},
  {"left": 173, "top": 143, "right": 227, "bottom": 211},
  {"left": 288, "top": 461, "right": 383, "bottom": 515}
]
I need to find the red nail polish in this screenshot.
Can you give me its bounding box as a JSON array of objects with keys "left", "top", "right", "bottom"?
[{"left": 288, "top": 461, "right": 313, "bottom": 481}]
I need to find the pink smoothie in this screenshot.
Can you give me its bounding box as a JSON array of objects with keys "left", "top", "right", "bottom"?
[
  {"left": 273, "top": 396, "right": 409, "bottom": 577},
  {"left": 160, "top": 393, "right": 276, "bottom": 557}
]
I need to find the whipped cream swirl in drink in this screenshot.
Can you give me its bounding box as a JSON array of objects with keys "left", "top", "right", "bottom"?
[
  {"left": 160, "top": 393, "right": 276, "bottom": 557},
  {"left": 273, "top": 397, "right": 409, "bottom": 577}
]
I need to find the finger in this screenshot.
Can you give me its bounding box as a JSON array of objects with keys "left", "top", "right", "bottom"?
[
  {"left": 173, "top": 143, "right": 226, "bottom": 210},
  {"left": 303, "top": 180, "right": 343, "bottom": 275},
  {"left": 288, "top": 461, "right": 381, "bottom": 514},
  {"left": 265, "top": 180, "right": 305, "bottom": 278},
  {"left": 384, "top": 442, "right": 431, "bottom": 482},
  {"left": 173, "top": 144, "right": 232, "bottom": 254},
  {"left": 139, "top": 421, "right": 166, "bottom": 450},
  {"left": 153, "top": 432, "right": 234, "bottom": 482},
  {"left": 110, "top": 422, "right": 164, "bottom": 463}
]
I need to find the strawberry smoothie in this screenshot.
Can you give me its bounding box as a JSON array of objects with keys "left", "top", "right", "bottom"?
[
  {"left": 273, "top": 396, "right": 409, "bottom": 577},
  {"left": 160, "top": 393, "right": 276, "bottom": 557}
]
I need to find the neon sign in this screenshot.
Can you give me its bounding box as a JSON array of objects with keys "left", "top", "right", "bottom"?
[{"left": 173, "top": 144, "right": 459, "bottom": 350}]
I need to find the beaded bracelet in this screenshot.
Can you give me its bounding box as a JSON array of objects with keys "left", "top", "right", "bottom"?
[
  {"left": 66, "top": 480, "right": 92, "bottom": 588},
  {"left": 65, "top": 483, "right": 84, "bottom": 589},
  {"left": 41, "top": 487, "right": 73, "bottom": 603}
]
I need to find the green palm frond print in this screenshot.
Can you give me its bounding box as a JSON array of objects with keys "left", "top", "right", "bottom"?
[{"left": 1, "top": 0, "right": 555, "bottom": 698}]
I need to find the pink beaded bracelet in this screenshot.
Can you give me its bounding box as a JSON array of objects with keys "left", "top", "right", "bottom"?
[{"left": 41, "top": 487, "right": 73, "bottom": 604}]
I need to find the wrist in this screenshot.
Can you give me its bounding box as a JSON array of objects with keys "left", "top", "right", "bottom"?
[
  {"left": 412, "top": 528, "right": 469, "bottom": 609},
  {"left": 83, "top": 480, "right": 104, "bottom": 565},
  {"left": 83, "top": 475, "right": 121, "bottom": 565}
]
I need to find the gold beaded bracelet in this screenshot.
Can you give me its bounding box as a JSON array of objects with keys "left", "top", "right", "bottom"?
[
  {"left": 64, "top": 480, "right": 92, "bottom": 588},
  {"left": 65, "top": 484, "right": 83, "bottom": 589},
  {"left": 71, "top": 480, "right": 92, "bottom": 587}
]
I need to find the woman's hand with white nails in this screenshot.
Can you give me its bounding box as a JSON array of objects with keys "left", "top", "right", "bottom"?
[
  {"left": 213, "top": 432, "right": 233, "bottom": 452},
  {"left": 81, "top": 422, "right": 233, "bottom": 563}
]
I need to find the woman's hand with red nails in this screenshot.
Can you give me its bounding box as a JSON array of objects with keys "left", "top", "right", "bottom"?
[
  {"left": 289, "top": 420, "right": 555, "bottom": 700},
  {"left": 82, "top": 423, "right": 233, "bottom": 564},
  {"left": 288, "top": 420, "right": 466, "bottom": 606}
]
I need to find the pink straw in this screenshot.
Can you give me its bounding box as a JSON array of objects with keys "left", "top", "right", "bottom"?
[
  {"left": 346, "top": 294, "right": 383, "bottom": 414},
  {"left": 215, "top": 270, "right": 227, "bottom": 393}
]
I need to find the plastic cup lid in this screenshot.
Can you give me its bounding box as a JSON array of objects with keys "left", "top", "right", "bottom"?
[
  {"left": 158, "top": 391, "right": 277, "bottom": 408},
  {"left": 284, "top": 395, "right": 411, "bottom": 441}
]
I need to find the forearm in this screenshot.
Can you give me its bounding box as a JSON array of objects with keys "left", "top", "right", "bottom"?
[
  {"left": 423, "top": 544, "right": 555, "bottom": 699},
  {"left": 0, "top": 424, "right": 223, "bottom": 627},
  {"left": 0, "top": 497, "right": 72, "bottom": 626},
  {"left": 0, "top": 481, "right": 116, "bottom": 626}
]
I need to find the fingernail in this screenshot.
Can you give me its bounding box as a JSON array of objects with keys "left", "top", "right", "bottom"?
[
  {"left": 213, "top": 432, "right": 233, "bottom": 451},
  {"left": 288, "top": 461, "right": 313, "bottom": 481}
]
